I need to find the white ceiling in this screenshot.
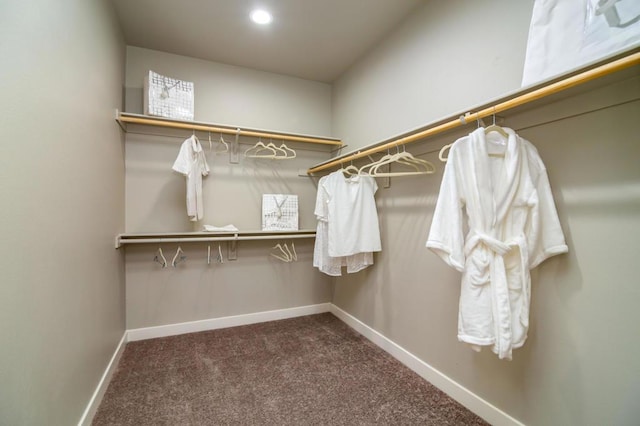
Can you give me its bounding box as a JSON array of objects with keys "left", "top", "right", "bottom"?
[{"left": 112, "top": 0, "right": 424, "bottom": 83}]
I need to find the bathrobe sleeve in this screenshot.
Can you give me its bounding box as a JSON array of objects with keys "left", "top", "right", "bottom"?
[
  {"left": 426, "top": 145, "right": 466, "bottom": 272},
  {"left": 525, "top": 155, "right": 569, "bottom": 269}
]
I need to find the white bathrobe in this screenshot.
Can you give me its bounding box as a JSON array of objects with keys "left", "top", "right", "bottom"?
[{"left": 426, "top": 127, "right": 568, "bottom": 360}]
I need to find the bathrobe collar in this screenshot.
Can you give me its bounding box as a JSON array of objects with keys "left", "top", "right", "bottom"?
[{"left": 469, "top": 127, "right": 522, "bottom": 229}]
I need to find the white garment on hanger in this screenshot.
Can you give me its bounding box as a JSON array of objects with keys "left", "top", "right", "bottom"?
[
  {"left": 426, "top": 127, "right": 568, "bottom": 360},
  {"left": 313, "top": 175, "right": 373, "bottom": 276},
  {"left": 172, "top": 135, "right": 210, "bottom": 222},
  {"left": 321, "top": 171, "right": 381, "bottom": 257}
]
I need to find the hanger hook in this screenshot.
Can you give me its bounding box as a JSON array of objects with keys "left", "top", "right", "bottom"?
[{"left": 492, "top": 106, "right": 497, "bottom": 126}]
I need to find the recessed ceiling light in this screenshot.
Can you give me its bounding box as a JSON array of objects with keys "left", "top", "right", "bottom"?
[{"left": 250, "top": 9, "right": 272, "bottom": 25}]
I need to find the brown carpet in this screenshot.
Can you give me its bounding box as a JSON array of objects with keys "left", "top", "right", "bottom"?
[{"left": 93, "top": 313, "right": 488, "bottom": 425}]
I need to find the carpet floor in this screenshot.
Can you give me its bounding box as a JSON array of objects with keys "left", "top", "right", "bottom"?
[{"left": 93, "top": 313, "right": 488, "bottom": 425}]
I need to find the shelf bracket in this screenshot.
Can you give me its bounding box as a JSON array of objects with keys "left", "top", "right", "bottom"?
[
  {"left": 230, "top": 128, "right": 240, "bottom": 164},
  {"left": 115, "top": 109, "right": 127, "bottom": 132},
  {"left": 228, "top": 238, "right": 237, "bottom": 260}
]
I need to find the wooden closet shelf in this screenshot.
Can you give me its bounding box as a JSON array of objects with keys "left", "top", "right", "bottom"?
[
  {"left": 115, "top": 230, "right": 317, "bottom": 248},
  {"left": 116, "top": 112, "right": 342, "bottom": 147},
  {"left": 307, "top": 50, "right": 640, "bottom": 174}
]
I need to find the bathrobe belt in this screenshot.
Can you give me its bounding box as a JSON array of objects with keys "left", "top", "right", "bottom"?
[{"left": 464, "top": 231, "right": 529, "bottom": 360}]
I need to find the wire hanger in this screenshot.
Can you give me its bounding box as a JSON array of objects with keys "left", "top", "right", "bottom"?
[
  {"left": 439, "top": 113, "right": 486, "bottom": 162},
  {"left": 359, "top": 149, "right": 394, "bottom": 175},
  {"left": 282, "top": 243, "right": 294, "bottom": 262},
  {"left": 266, "top": 138, "right": 289, "bottom": 159},
  {"left": 484, "top": 107, "right": 508, "bottom": 157},
  {"left": 338, "top": 158, "right": 359, "bottom": 177},
  {"left": 216, "top": 244, "right": 224, "bottom": 264},
  {"left": 209, "top": 132, "right": 229, "bottom": 154},
  {"left": 270, "top": 243, "right": 291, "bottom": 262},
  {"left": 172, "top": 246, "right": 186, "bottom": 267},
  {"left": 438, "top": 144, "right": 451, "bottom": 162},
  {"left": 219, "top": 133, "right": 230, "bottom": 153},
  {"left": 484, "top": 106, "right": 508, "bottom": 138},
  {"left": 367, "top": 144, "right": 435, "bottom": 177},
  {"left": 244, "top": 137, "right": 278, "bottom": 158},
  {"left": 278, "top": 141, "right": 296, "bottom": 159},
  {"left": 153, "top": 247, "right": 168, "bottom": 268}
]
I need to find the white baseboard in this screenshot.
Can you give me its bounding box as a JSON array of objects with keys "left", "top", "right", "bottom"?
[
  {"left": 78, "top": 332, "right": 127, "bottom": 426},
  {"left": 329, "top": 304, "right": 524, "bottom": 426},
  {"left": 127, "top": 303, "right": 332, "bottom": 342}
]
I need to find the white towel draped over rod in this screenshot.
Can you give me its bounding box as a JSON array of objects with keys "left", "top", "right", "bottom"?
[{"left": 307, "top": 50, "right": 640, "bottom": 175}]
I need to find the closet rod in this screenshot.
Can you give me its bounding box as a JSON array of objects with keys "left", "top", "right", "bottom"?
[
  {"left": 117, "top": 233, "right": 317, "bottom": 248},
  {"left": 117, "top": 113, "right": 342, "bottom": 146},
  {"left": 307, "top": 51, "right": 640, "bottom": 174}
]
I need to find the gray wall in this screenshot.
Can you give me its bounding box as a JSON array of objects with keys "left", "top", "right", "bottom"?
[
  {"left": 331, "top": 1, "right": 640, "bottom": 425},
  {"left": 123, "top": 48, "right": 333, "bottom": 329},
  {"left": 125, "top": 46, "right": 332, "bottom": 135},
  {"left": 0, "top": 1, "right": 126, "bottom": 425},
  {"left": 332, "top": 0, "right": 534, "bottom": 151}
]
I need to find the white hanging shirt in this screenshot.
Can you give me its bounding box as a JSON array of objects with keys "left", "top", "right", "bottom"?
[
  {"left": 321, "top": 171, "right": 381, "bottom": 257},
  {"left": 172, "top": 135, "right": 210, "bottom": 222},
  {"left": 426, "top": 127, "right": 568, "bottom": 360},
  {"left": 313, "top": 175, "right": 374, "bottom": 276}
]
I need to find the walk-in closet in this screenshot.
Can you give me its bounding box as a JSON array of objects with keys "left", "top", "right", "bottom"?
[{"left": 2, "top": 1, "right": 639, "bottom": 425}]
